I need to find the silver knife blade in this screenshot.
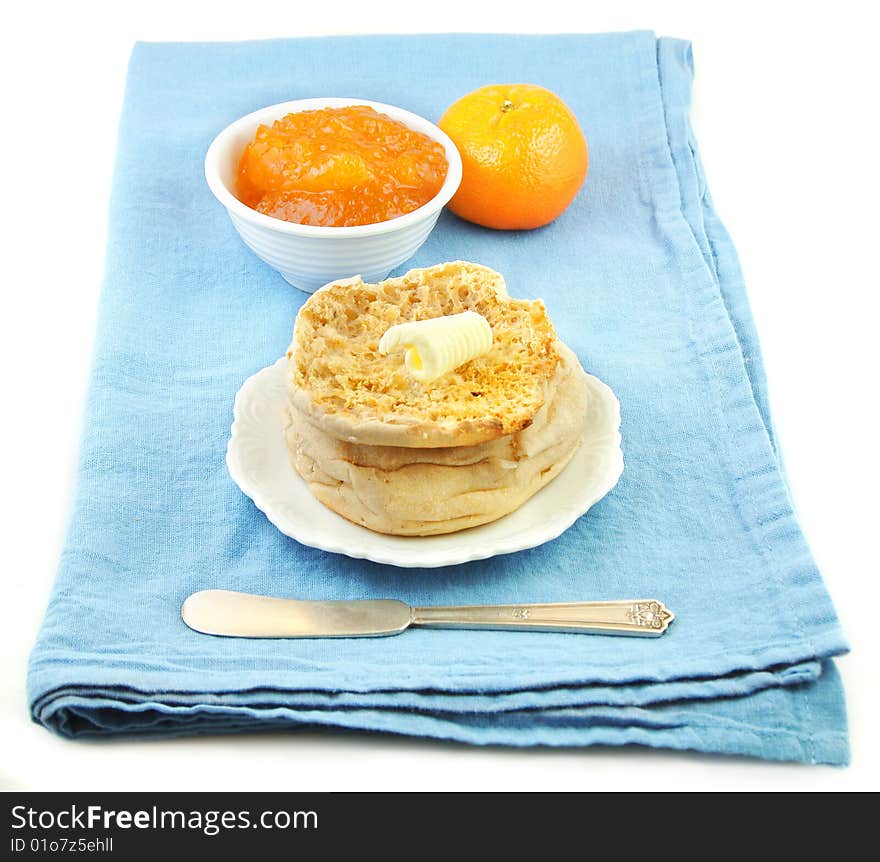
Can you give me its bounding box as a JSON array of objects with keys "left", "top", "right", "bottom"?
[{"left": 182, "top": 589, "right": 413, "bottom": 638}]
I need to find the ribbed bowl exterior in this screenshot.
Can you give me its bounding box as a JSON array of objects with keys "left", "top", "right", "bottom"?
[{"left": 228, "top": 210, "right": 443, "bottom": 293}]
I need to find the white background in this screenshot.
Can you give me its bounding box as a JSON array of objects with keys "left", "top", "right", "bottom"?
[{"left": 1, "top": 0, "right": 878, "bottom": 791}]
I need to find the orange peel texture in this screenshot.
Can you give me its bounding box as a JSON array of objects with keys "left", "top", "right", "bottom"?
[{"left": 439, "top": 84, "right": 588, "bottom": 230}]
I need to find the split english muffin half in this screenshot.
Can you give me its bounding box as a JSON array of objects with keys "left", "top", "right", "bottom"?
[{"left": 288, "top": 261, "right": 560, "bottom": 448}]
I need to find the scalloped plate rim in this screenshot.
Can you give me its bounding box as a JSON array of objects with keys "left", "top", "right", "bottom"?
[{"left": 226, "top": 358, "right": 624, "bottom": 568}]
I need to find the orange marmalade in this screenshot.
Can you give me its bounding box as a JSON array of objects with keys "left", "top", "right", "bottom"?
[{"left": 236, "top": 106, "right": 449, "bottom": 227}]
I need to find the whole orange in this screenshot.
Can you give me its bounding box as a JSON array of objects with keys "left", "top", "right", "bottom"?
[{"left": 439, "top": 84, "right": 588, "bottom": 230}]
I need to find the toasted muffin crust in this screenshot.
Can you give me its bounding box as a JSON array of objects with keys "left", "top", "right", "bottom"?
[{"left": 288, "top": 262, "right": 561, "bottom": 448}]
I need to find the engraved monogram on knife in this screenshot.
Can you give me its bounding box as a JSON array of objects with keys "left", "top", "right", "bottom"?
[{"left": 182, "top": 591, "right": 675, "bottom": 639}]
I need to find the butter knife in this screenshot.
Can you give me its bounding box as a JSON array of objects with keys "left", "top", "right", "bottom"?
[{"left": 182, "top": 590, "right": 674, "bottom": 638}]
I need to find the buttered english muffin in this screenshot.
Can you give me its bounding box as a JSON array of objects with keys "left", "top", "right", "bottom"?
[
  {"left": 283, "top": 261, "right": 589, "bottom": 536},
  {"left": 287, "top": 261, "right": 561, "bottom": 448}
]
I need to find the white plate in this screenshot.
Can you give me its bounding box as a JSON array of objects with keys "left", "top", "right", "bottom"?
[{"left": 226, "top": 359, "right": 624, "bottom": 568}]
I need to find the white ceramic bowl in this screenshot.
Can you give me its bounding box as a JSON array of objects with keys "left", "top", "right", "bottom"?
[{"left": 205, "top": 97, "right": 463, "bottom": 293}]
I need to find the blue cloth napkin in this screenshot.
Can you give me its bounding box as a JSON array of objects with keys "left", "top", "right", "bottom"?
[{"left": 29, "top": 32, "right": 849, "bottom": 763}]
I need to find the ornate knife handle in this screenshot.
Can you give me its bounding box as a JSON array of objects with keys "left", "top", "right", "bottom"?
[{"left": 411, "top": 599, "right": 674, "bottom": 637}]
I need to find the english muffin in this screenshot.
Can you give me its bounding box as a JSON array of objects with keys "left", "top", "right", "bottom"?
[
  {"left": 287, "top": 261, "right": 561, "bottom": 448},
  {"left": 283, "top": 261, "right": 588, "bottom": 536}
]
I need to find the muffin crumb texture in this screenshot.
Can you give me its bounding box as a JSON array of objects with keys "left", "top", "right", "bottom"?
[{"left": 291, "top": 262, "right": 560, "bottom": 438}]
